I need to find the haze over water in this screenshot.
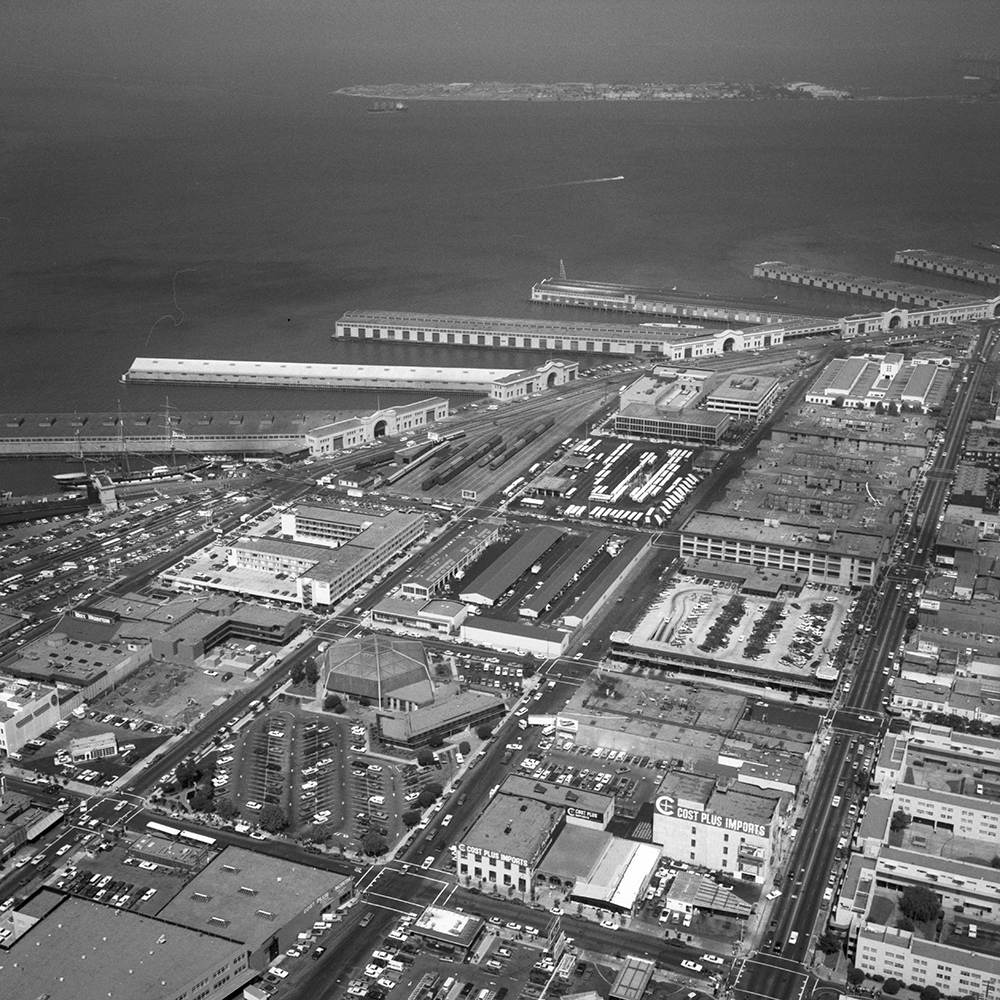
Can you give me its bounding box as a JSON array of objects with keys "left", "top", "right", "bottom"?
[{"left": 1, "top": 0, "right": 999, "bottom": 496}]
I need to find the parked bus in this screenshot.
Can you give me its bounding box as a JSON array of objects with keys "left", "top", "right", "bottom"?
[
  {"left": 146, "top": 821, "right": 181, "bottom": 839},
  {"left": 179, "top": 829, "right": 217, "bottom": 847}
]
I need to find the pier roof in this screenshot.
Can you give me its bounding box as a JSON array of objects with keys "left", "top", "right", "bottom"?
[{"left": 125, "top": 357, "right": 524, "bottom": 385}]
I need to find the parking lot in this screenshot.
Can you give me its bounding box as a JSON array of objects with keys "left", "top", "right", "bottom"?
[
  {"left": 12, "top": 712, "right": 172, "bottom": 788},
  {"left": 218, "top": 706, "right": 428, "bottom": 848},
  {"left": 328, "top": 910, "right": 570, "bottom": 1000},
  {"left": 46, "top": 837, "right": 187, "bottom": 918},
  {"left": 628, "top": 575, "right": 853, "bottom": 681}
]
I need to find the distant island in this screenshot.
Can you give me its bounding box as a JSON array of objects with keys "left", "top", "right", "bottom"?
[{"left": 336, "top": 80, "right": 856, "bottom": 102}]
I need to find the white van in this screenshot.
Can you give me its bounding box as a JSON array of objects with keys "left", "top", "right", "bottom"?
[{"left": 369, "top": 795, "right": 385, "bottom": 805}]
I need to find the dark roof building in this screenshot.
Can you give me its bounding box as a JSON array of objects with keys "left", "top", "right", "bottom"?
[
  {"left": 157, "top": 845, "right": 353, "bottom": 971},
  {"left": 459, "top": 526, "right": 564, "bottom": 606},
  {"left": 323, "top": 634, "right": 433, "bottom": 710},
  {"left": 377, "top": 689, "right": 506, "bottom": 749},
  {"left": 610, "top": 957, "right": 656, "bottom": 1000},
  {"left": 1, "top": 895, "right": 253, "bottom": 1000}
]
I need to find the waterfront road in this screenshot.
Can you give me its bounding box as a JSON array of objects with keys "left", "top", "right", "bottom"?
[{"left": 733, "top": 323, "right": 996, "bottom": 1000}]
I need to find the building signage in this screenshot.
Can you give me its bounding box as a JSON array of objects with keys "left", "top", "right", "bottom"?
[
  {"left": 655, "top": 795, "right": 768, "bottom": 839},
  {"left": 567, "top": 807, "right": 601, "bottom": 823}
]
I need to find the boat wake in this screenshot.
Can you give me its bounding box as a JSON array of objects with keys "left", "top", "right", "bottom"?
[
  {"left": 560, "top": 175, "right": 624, "bottom": 186},
  {"left": 524, "top": 175, "right": 625, "bottom": 192}
]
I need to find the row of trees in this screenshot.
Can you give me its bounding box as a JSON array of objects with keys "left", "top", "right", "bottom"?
[{"left": 291, "top": 660, "right": 320, "bottom": 687}]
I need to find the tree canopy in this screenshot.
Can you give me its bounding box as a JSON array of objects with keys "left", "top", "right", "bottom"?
[
  {"left": 890, "top": 809, "right": 912, "bottom": 833},
  {"left": 215, "top": 798, "right": 239, "bottom": 822},
  {"left": 361, "top": 832, "right": 388, "bottom": 856},
  {"left": 899, "top": 884, "right": 939, "bottom": 923},
  {"left": 258, "top": 803, "right": 289, "bottom": 834}
]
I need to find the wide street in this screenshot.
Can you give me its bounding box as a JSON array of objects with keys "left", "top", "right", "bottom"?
[{"left": 732, "top": 322, "right": 997, "bottom": 1000}]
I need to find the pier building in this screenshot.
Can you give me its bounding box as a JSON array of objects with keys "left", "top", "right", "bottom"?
[
  {"left": 0, "top": 400, "right": 449, "bottom": 459},
  {"left": 753, "top": 261, "right": 984, "bottom": 308},
  {"left": 893, "top": 249, "right": 1000, "bottom": 288},
  {"left": 122, "top": 356, "right": 577, "bottom": 399},
  {"left": 334, "top": 309, "right": 815, "bottom": 359},
  {"left": 530, "top": 276, "right": 827, "bottom": 327}
]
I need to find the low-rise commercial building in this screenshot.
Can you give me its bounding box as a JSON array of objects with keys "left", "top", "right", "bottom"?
[
  {"left": 457, "top": 794, "right": 565, "bottom": 894},
  {"left": 69, "top": 731, "right": 118, "bottom": 761},
  {"left": 370, "top": 596, "right": 467, "bottom": 634},
  {"left": 377, "top": 690, "right": 506, "bottom": 750}
]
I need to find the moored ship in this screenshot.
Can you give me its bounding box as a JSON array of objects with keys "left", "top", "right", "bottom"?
[{"left": 367, "top": 101, "right": 408, "bottom": 113}]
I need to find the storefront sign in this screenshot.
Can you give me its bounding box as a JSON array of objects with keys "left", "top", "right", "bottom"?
[{"left": 655, "top": 795, "right": 768, "bottom": 839}]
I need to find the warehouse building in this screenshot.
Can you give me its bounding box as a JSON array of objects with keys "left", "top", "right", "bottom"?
[
  {"left": 804, "top": 354, "right": 950, "bottom": 411},
  {"left": 520, "top": 530, "right": 612, "bottom": 620},
  {"left": 158, "top": 845, "right": 354, "bottom": 972},
  {"left": 0, "top": 895, "right": 254, "bottom": 1000},
  {"left": 124, "top": 357, "right": 577, "bottom": 400},
  {"left": 652, "top": 771, "right": 787, "bottom": 883},
  {"left": 610, "top": 957, "right": 657, "bottom": 1000},
  {"left": 335, "top": 308, "right": 792, "bottom": 358},
  {"left": 460, "top": 616, "right": 569, "bottom": 658},
  {"left": 400, "top": 521, "right": 502, "bottom": 600},
  {"left": 536, "top": 824, "right": 662, "bottom": 916},
  {"left": 459, "top": 525, "right": 565, "bottom": 606},
  {"left": 500, "top": 775, "right": 616, "bottom": 829}
]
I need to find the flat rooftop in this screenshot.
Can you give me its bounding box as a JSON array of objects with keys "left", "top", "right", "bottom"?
[
  {"left": 461, "top": 795, "right": 560, "bottom": 863},
  {"left": 126, "top": 357, "right": 525, "bottom": 384},
  {"left": 412, "top": 905, "right": 483, "bottom": 947},
  {"left": 707, "top": 374, "right": 780, "bottom": 403},
  {"left": 681, "top": 510, "right": 885, "bottom": 559},
  {"left": 340, "top": 308, "right": 712, "bottom": 342},
  {"left": 157, "top": 845, "right": 351, "bottom": 948},
  {"left": 0, "top": 895, "right": 245, "bottom": 1000}
]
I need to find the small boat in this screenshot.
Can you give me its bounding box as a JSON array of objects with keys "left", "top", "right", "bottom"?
[
  {"left": 367, "top": 101, "right": 408, "bottom": 113},
  {"left": 974, "top": 241, "right": 1000, "bottom": 254}
]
